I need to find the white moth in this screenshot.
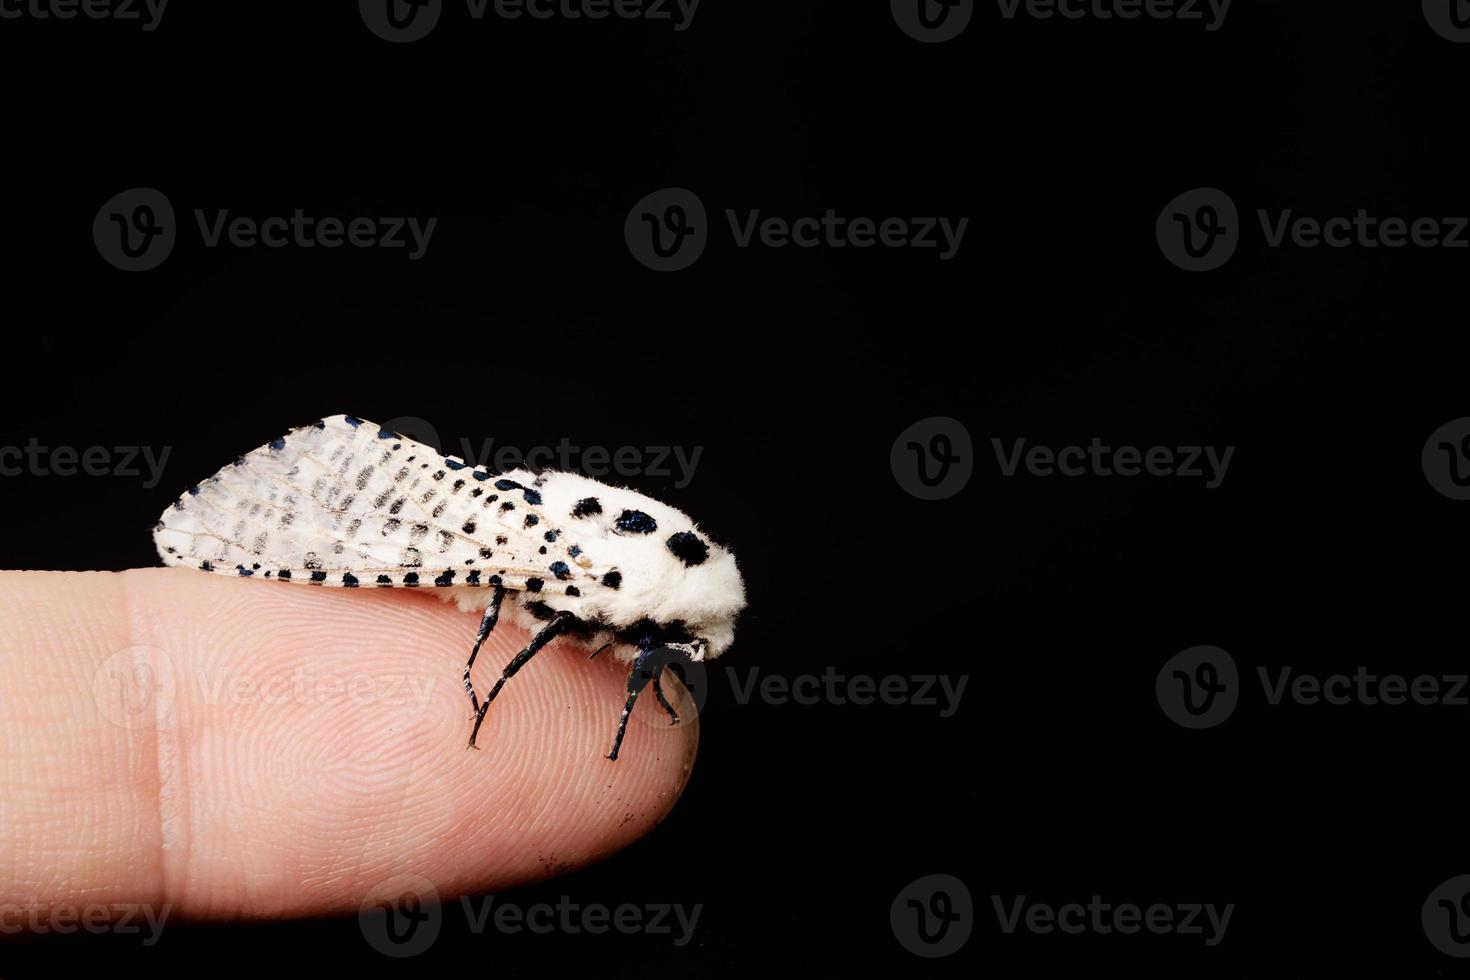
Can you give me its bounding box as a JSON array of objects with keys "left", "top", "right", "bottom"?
[{"left": 153, "top": 414, "right": 747, "bottom": 760}]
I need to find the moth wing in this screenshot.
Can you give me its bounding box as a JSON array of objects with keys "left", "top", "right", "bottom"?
[{"left": 154, "top": 414, "right": 557, "bottom": 590}]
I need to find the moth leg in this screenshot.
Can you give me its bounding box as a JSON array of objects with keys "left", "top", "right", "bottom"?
[
  {"left": 462, "top": 585, "right": 507, "bottom": 720},
  {"left": 608, "top": 645, "right": 669, "bottom": 761},
  {"left": 468, "top": 610, "right": 574, "bottom": 748},
  {"left": 652, "top": 665, "right": 681, "bottom": 725}
]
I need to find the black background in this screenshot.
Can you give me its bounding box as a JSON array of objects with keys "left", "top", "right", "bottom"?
[{"left": 3, "top": 0, "right": 1470, "bottom": 974}]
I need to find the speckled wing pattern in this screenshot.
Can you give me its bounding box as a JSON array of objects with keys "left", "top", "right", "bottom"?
[{"left": 154, "top": 415, "right": 558, "bottom": 590}]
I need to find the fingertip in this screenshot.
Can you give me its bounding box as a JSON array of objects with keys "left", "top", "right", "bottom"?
[{"left": 0, "top": 569, "right": 700, "bottom": 919}]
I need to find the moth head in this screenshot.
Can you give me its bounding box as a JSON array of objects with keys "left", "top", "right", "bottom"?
[
  {"left": 642, "top": 528, "right": 745, "bottom": 661},
  {"left": 590, "top": 523, "right": 744, "bottom": 662},
  {"left": 546, "top": 475, "right": 747, "bottom": 659}
]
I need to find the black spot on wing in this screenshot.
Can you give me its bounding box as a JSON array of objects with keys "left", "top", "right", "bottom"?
[
  {"left": 572, "top": 497, "right": 601, "bottom": 518},
  {"left": 615, "top": 510, "right": 658, "bottom": 534},
  {"left": 493, "top": 479, "right": 543, "bottom": 505},
  {"left": 666, "top": 531, "right": 710, "bottom": 566}
]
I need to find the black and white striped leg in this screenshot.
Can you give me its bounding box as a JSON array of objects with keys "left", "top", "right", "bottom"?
[
  {"left": 608, "top": 645, "right": 673, "bottom": 761},
  {"left": 468, "top": 610, "right": 574, "bottom": 748},
  {"left": 462, "top": 586, "right": 507, "bottom": 721},
  {"left": 652, "top": 666, "right": 680, "bottom": 725}
]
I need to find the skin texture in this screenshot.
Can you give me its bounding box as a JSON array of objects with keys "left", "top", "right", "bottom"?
[{"left": 0, "top": 569, "right": 698, "bottom": 922}]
